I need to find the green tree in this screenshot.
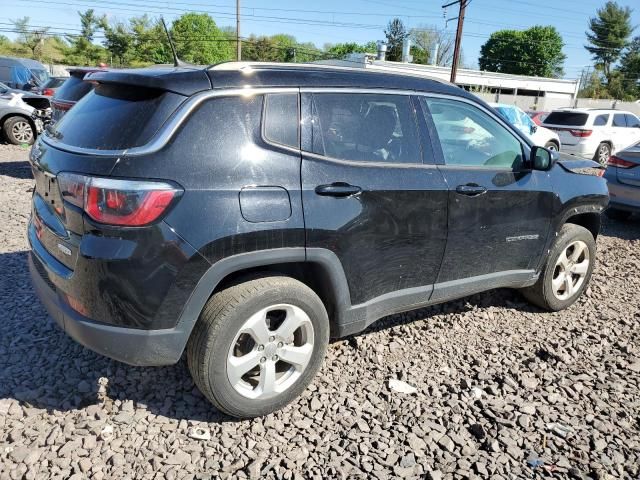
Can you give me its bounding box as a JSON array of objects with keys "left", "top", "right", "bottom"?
[
  {"left": 479, "top": 26, "right": 566, "bottom": 77},
  {"left": 100, "top": 19, "right": 132, "bottom": 66},
  {"left": 170, "top": 13, "right": 233, "bottom": 65},
  {"left": 384, "top": 18, "right": 408, "bottom": 62},
  {"left": 409, "top": 26, "right": 456, "bottom": 66},
  {"left": 585, "top": 1, "right": 634, "bottom": 83},
  {"left": 324, "top": 41, "right": 377, "bottom": 59},
  {"left": 619, "top": 36, "right": 640, "bottom": 97},
  {"left": 129, "top": 16, "right": 170, "bottom": 65},
  {"left": 64, "top": 10, "right": 105, "bottom": 65},
  {"left": 11, "top": 17, "right": 49, "bottom": 60}
]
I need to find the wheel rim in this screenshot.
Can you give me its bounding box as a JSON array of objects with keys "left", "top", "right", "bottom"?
[
  {"left": 547, "top": 144, "right": 557, "bottom": 151},
  {"left": 11, "top": 121, "right": 33, "bottom": 143},
  {"left": 597, "top": 145, "right": 610, "bottom": 165},
  {"left": 226, "top": 304, "right": 314, "bottom": 400},
  {"left": 551, "top": 240, "right": 590, "bottom": 301}
]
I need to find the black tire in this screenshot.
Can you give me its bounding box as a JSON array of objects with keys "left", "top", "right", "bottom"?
[
  {"left": 521, "top": 223, "right": 596, "bottom": 311},
  {"left": 544, "top": 141, "right": 559, "bottom": 151},
  {"left": 594, "top": 142, "right": 611, "bottom": 166},
  {"left": 187, "top": 275, "right": 329, "bottom": 418},
  {"left": 3, "top": 116, "right": 35, "bottom": 145},
  {"left": 605, "top": 208, "right": 632, "bottom": 221}
]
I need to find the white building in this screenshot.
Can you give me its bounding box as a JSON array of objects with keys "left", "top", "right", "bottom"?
[{"left": 318, "top": 53, "right": 580, "bottom": 102}]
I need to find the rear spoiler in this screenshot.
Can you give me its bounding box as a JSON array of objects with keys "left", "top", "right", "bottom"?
[{"left": 84, "top": 67, "right": 212, "bottom": 96}]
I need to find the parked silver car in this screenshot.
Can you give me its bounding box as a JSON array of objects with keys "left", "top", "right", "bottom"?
[
  {"left": 603, "top": 141, "right": 640, "bottom": 220},
  {"left": 0, "top": 81, "right": 51, "bottom": 145}
]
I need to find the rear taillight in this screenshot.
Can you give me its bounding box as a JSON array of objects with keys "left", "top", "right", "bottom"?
[
  {"left": 607, "top": 155, "right": 637, "bottom": 169},
  {"left": 57, "top": 173, "right": 181, "bottom": 226},
  {"left": 42, "top": 88, "right": 55, "bottom": 96},
  {"left": 570, "top": 129, "right": 592, "bottom": 137},
  {"left": 52, "top": 100, "right": 73, "bottom": 112}
]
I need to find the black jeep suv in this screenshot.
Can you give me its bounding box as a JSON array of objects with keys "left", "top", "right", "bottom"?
[{"left": 28, "top": 63, "right": 608, "bottom": 418}]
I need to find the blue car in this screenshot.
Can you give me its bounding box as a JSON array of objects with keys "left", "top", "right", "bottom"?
[{"left": 603, "top": 141, "right": 640, "bottom": 220}]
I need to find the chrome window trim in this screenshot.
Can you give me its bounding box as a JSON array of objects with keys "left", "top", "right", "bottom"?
[
  {"left": 40, "top": 85, "right": 530, "bottom": 158},
  {"left": 41, "top": 87, "right": 298, "bottom": 157}
]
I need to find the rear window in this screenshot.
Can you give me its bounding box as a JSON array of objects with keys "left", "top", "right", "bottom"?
[
  {"left": 544, "top": 112, "right": 588, "bottom": 126},
  {"left": 613, "top": 114, "right": 626, "bottom": 127},
  {"left": 48, "top": 84, "right": 185, "bottom": 150},
  {"left": 53, "top": 73, "right": 94, "bottom": 102}
]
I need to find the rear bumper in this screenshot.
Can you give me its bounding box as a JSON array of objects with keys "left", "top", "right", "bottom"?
[
  {"left": 29, "top": 252, "right": 189, "bottom": 366},
  {"left": 561, "top": 142, "right": 596, "bottom": 159}
]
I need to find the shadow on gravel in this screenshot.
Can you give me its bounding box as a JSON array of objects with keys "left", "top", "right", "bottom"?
[
  {"left": 601, "top": 216, "right": 640, "bottom": 240},
  {"left": 0, "top": 250, "right": 238, "bottom": 425},
  {"left": 345, "top": 287, "right": 542, "bottom": 342},
  {"left": 0, "top": 161, "right": 33, "bottom": 179}
]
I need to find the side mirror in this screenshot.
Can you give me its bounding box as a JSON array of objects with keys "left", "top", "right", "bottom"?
[
  {"left": 530, "top": 125, "right": 538, "bottom": 135},
  {"left": 531, "top": 146, "right": 558, "bottom": 171}
]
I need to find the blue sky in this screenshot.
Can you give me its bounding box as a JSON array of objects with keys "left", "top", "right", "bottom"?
[{"left": 2, "top": 0, "right": 639, "bottom": 79}]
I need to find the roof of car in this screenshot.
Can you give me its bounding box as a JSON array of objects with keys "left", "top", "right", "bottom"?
[{"left": 85, "top": 62, "right": 474, "bottom": 99}]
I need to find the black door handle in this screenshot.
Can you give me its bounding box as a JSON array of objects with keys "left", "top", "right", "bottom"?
[
  {"left": 315, "top": 182, "right": 362, "bottom": 197},
  {"left": 455, "top": 184, "right": 487, "bottom": 197}
]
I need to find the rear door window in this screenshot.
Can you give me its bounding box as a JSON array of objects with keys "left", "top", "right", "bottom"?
[
  {"left": 263, "top": 93, "right": 299, "bottom": 148},
  {"left": 593, "top": 114, "right": 609, "bottom": 126},
  {"left": 544, "top": 112, "right": 588, "bottom": 126},
  {"left": 625, "top": 114, "right": 640, "bottom": 128},
  {"left": 613, "top": 114, "right": 627, "bottom": 127},
  {"left": 306, "top": 92, "right": 421, "bottom": 164},
  {"left": 48, "top": 84, "right": 185, "bottom": 150}
]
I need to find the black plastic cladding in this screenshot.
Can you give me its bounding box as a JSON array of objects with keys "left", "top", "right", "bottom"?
[{"left": 28, "top": 64, "right": 609, "bottom": 364}]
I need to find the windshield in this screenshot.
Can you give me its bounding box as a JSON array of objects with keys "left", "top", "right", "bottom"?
[{"left": 31, "top": 69, "right": 50, "bottom": 86}]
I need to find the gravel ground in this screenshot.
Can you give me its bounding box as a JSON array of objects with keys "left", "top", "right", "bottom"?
[{"left": 1, "top": 143, "right": 639, "bottom": 480}]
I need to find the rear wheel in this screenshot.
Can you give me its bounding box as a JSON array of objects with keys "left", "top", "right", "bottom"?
[
  {"left": 3, "top": 116, "right": 35, "bottom": 145},
  {"left": 544, "top": 141, "right": 558, "bottom": 151},
  {"left": 605, "top": 208, "right": 632, "bottom": 221},
  {"left": 187, "top": 275, "right": 329, "bottom": 418},
  {"left": 521, "top": 224, "right": 595, "bottom": 311},
  {"left": 594, "top": 142, "right": 611, "bottom": 166}
]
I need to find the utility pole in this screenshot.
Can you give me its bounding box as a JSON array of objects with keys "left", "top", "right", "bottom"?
[
  {"left": 442, "top": 0, "right": 468, "bottom": 83},
  {"left": 236, "top": 0, "right": 241, "bottom": 61}
]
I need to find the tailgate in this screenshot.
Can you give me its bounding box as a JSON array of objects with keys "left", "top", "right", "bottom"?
[{"left": 29, "top": 141, "right": 119, "bottom": 270}]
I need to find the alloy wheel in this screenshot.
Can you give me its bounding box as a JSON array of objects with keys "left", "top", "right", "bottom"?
[
  {"left": 551, "top": 240, "right": 590, "bottom": 300},
  {"left": 597, "top": 144, "right": 610, "bottom": 165},
  {"left": 11, "top": 120, "right": 33, "bottom": 144},
  {"left": 226, "top": 304, "right": 314, "bottom": 400}
]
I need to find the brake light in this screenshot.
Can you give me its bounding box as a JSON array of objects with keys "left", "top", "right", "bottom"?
[
  {"left": 42, "top": 88, "right": 55, "bottom": 96},
  {"left": 607, "top": 155, "right": 637, "bottom": 169},
  {"left": 57, "top": 173, "right": 181, "bottom": 226},
  {"left": 570, "top": 129, "right": 592, "bottom": 137}
]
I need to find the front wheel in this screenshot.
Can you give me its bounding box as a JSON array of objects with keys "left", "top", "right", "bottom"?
[
  {"left": 187, "top": 275, "right": 329, "bottom": 418},
  {"left": 521, "top": 224, "right": 595, "bottom": 311},
  {"left": 3, "top": 116, "right": 35, "bottom": 145}
]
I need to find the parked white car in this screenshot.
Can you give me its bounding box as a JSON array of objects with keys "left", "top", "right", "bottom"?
[
  {"left": 542, "top": 108, "right": 640, "bottom": 165},
  {"left": 489, "top": 103, "right": 560, "bottom": 151}
]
